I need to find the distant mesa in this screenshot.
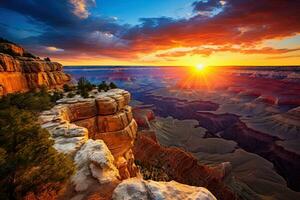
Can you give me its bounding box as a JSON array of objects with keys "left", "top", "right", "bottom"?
[{"left": 0, "top": 38, "right": 71, "bottom": 96}]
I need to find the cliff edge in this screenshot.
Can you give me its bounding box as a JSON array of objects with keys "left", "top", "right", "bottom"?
[
  {"left": 0, "top": 40, "right": 71, "bottom": 96},
  {"left": 39, "top": 89, "right": 217, "bottom": 200}
]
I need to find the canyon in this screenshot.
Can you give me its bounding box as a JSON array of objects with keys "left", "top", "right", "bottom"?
[
  {"left": 38, "top": 89, "right": 218, "bottom": 200},
  {"left": 0, "top": 42, "right": 71, "bottom": 96}
]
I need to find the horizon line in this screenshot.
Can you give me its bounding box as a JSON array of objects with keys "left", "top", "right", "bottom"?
[{"left": 64, "top": 65, "right": 300, "bottom": 67}]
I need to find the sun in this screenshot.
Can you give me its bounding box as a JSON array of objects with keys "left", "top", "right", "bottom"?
[{"left": 195, "top": 63, "right": 205, "bottom": 71}]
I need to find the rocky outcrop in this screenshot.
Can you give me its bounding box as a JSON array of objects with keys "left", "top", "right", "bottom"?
[
  {"left": 39, "top": 89, "right": 220, "bottom": 199},
  {"left": 134, "top": 133, "right": 237, "bottom": 200},
  {"left": 39, "top": 89, "right": 138, "bottom": 199},
  {"left": 0, "top": 42, "right": 70, "bottom": 95},
  {"left": 0, "top": 42, "right": 24, "bottom": 56},
  {"left": 112, "top": 178, "right": 217, "bottom": 200},
  {"left": 40, "top": 89, "right": 139, "bottom": 183},
  {"left": 72, "top": 139, "right": 120, "bottom": 192}
]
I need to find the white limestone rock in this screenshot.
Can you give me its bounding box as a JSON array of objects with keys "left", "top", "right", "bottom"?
[
  {"left": 112, "top": 178, "right": 217, "bottom": 200},
  {"left": 72, "top": 139, "right": 120, "bottom": 192}
]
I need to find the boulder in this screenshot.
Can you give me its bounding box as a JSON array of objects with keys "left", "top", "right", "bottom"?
[
  {"left": 72, "top": 139, "right": 120, "bottom": 192},
  {"left": 112, "top": 178, "right": 217, "bottom": 200}
]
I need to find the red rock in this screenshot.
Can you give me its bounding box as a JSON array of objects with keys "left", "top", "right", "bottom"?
[
  {"left": 0, "top": 44, "right": 70, "bottom": 96},
  {"left": 132, "top": 108, "right": 155, "bottom": 128},
  {"left": 133, "top": 133, "right": 238, "bottom": 200},
  {"left": 67, "top": 101, "right": 98, "bottom": 122},
  {"left": 0, "top": 43, "right": 24, "bottom": 56}
]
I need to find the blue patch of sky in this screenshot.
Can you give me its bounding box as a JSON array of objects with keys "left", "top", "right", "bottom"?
[
  {"left": 93, "top": 0, "right": 196, "bottom": 24},
  {"left": 264, "top": 35, "right": 300, "bottom": 49},
  {"left": 0, "top": 8, "right": 43, "bottom": 41}
]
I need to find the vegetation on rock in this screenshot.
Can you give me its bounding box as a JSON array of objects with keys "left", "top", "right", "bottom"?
[
  {"left": 77, "top": 77, "right": 94, "bottom": 98},
  {"left": 0, "top": 90, "right": 75, "bottom": 199},
  {"left": 63, "top": 84, "right": 76, "bottom": 92},
  {"left": 98, "top": 81, "right": 118, "bottom": 92},
  {"left": 76, "top": 77, "right": 117, "bottom": 98},
  {"left": 44, "top": 57, "right": 51, "bottom": 62},
  {"left": 135, "top": 160, "right": 170, "bottom": 182}
]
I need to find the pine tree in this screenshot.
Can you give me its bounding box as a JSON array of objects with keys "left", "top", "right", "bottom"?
[{"left": 0, "top": 108, "right": 74, "bottom": 199}]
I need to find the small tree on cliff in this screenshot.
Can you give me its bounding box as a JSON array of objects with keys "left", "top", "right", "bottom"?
[
  {"left": 77, "top": 77, "right": 93, "bottom": 98},
  {"left": 44, "top": 57, "right": 51, "bottom": 62},
  {"left": 98, "top": 81, "right": 109, "bottom": 92},
  {"left": 0, "top": 108, "right": 74, "bottom": 199},
  {"left": 109, "top": 82, "right": 118, "bottom": 89}
]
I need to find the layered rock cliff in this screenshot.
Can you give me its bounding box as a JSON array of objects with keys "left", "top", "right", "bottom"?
[
  {"left": 39, "top": 89, "right": 217, "bottom": 200},
  {"left": 0, "top": 42, "right": 71, "bottom": 95}
]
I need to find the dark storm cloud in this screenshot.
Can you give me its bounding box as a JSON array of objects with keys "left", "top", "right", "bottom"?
[
  {"left": 0, "top": 0, "right": 78, "bottom": 27},
  {"left": 0, "top": 0, "right": 131, "bottom": 57}
]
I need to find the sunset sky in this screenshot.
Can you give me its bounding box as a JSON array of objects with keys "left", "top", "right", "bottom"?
[{"left": 0, "top": 0, "right": 300, "bottom": 66}]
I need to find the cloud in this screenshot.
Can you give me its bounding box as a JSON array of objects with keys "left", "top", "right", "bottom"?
[
  {"left": 45, "top": 46, "right": 64, "bottom": 52},
  {"left": 192, "top": 0, "right": 225, "bottom": 16},
  {"left": 155, "top": 46, "right": 300, "bottom": 59},
  {"left": 267, "top": 55, "right": 300, "bottom": 60},
  {"left": 127, "top": 0, "right": 300, "bottom": 51},
  {"left": 69, "top": 0, "right": 95, "bottom": 19},
  {"left": 1, "top": 0, "right": 300, "bottom": 61}
]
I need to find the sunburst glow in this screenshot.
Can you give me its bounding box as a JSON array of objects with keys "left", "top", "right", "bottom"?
[{"left": 196, "top": 64, "right": 205, "bottom": 71}]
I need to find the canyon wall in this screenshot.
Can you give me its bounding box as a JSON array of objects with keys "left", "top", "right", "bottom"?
[
  {"left": 40, "top": 89, "right": 139, "bottom": 181},
  {"left": 39, "top": 89, "right": 217, "bottom": 199},
  {"left": 0, "top": 42, "right": 71, "bottom": 95}
]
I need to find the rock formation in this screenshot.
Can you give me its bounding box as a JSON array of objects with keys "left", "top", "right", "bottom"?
[
  {"left": 39, "top": 89, "right": 218, "bottom": 199},
  {"left": 134, "top": 132, "right": 237, "bottom": 200},
  {"left": 145, "top": 115, "right": 300, "bottom": 199},
  {"left": 112, "top": 178, "right": 217, "bottom": 200},
  {"left": 40, "top": 89, "right": 139, "bottom": 182},
  {"left": 0, "top": 41, "right": 71, "bottom": 95}
]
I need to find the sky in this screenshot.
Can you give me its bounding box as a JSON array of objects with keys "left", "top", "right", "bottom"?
[{"left": 0, "top": 0, "right": 300, "bottom": 66}]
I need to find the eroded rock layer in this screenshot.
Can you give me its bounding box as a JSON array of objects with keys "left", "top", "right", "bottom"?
[
  {"left": 40, "top": 89, "right": 139, "bottom": 181},
  {"left": 39, "top": 89, "right": 217, "bottom": 200},
  {"left": 134, "top": 132, "right": 237, "bottom": 200},
  {"left": 0, "top": 42, "right": 70, "bottom": 95}
]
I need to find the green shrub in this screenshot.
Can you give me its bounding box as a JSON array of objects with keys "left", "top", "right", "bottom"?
[
  {"left": 44, "top": 57, "right": 51, "bottom": 62},
  {"left": 77, "top": 77, "right": 94, "bottom": 98},
  {"left": 98, "top": 81, "right": 109, "bottom": 92},
  {"left": 0, "top": 91, "right": 53, "bottom": 112},
  {"left": 109, "top": 82, "right": 117, "bottom": 89},
  {"left": 77, "top": 77, "right": 93, "bottom": 92},
  {"left": 67, "top": 92, "right": 76, "bottom": 98},
  {"left": 50, "top": 91, "right": 63, "bottom": 103},
  {"left": 0, "top": 108, "right": 74, "bottom": 199},
  {"left": 63, "top": 84, "right": 71, "bottom": 92},
  {"left": 80, "top": 90, "right": 89, "bottom": 98}
]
